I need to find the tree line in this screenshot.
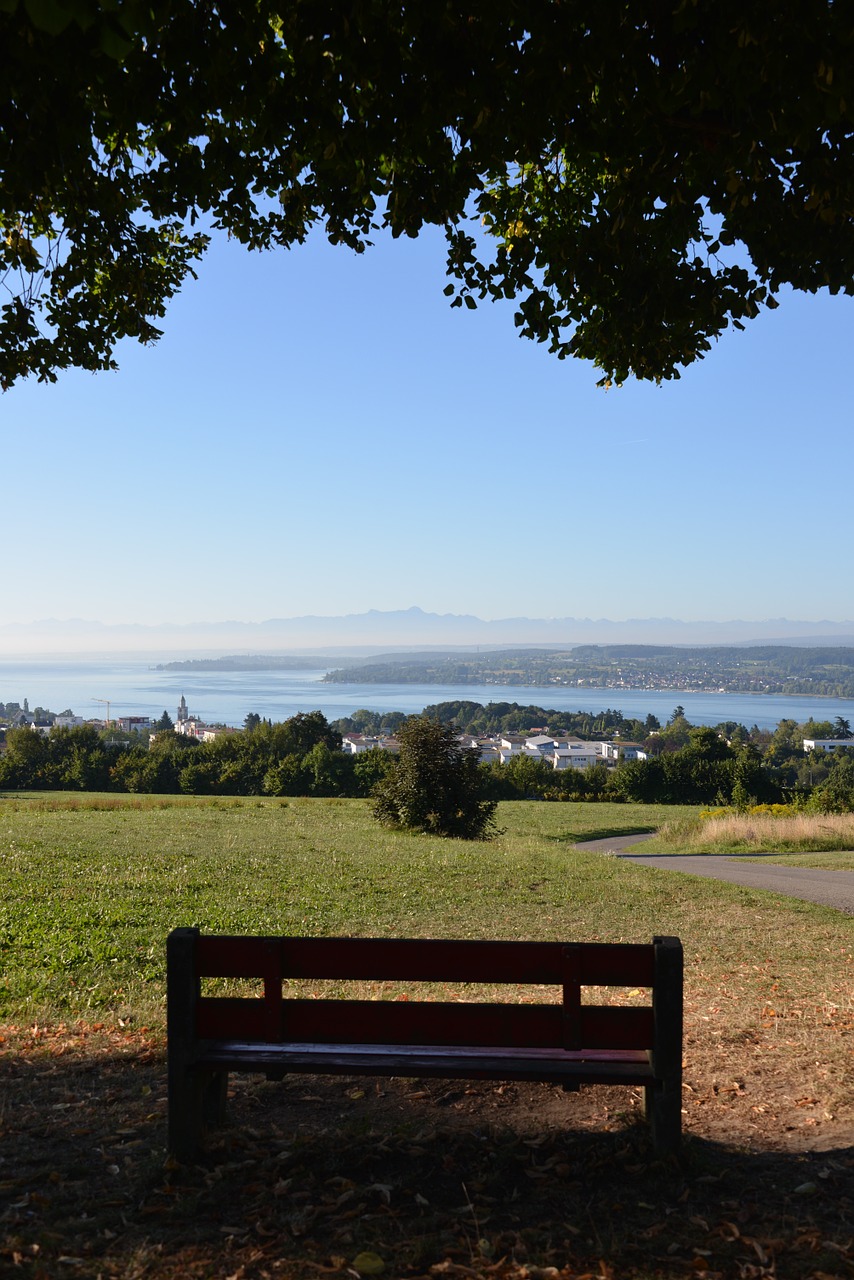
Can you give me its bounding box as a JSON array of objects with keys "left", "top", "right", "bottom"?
[
  {"left": 332, "top": 702, "right": 658, "bottom": 742},
  {"left": 1, "top": 706, "right": 853, "bottom": 812},
  {"left": 0, "top": 714, "right": 389, "bottom": 798},
  {"left": 477, "top": 723, "right": 854, "bottom": 812}
]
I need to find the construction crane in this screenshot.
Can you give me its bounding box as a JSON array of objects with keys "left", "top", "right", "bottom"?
[{"left": 92, "top": 697, "right": 113, "bottom": 728}]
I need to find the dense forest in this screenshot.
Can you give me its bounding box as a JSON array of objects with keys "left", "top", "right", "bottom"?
[
  {"left": 322, "top": 645, "right": 854, "bottom": 697},
  {"left": 331, "top": 701, "right": 657, "bottom": 741}
]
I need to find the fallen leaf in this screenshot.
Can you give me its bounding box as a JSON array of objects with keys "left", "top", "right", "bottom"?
[{"left": 352, "top": 1250, "right": 385, "bottom": 1274}]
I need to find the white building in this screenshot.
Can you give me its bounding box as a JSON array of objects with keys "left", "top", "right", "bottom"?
[
  {"left": 803, "top": 738, "right": 854, "bottom": 753},
  {"left": 117, "top": 715, "right": 153, "bottom": 733},
  {"left": 175, "top": 717, "right": 206, "bottom": 738},
  {"left": 550, "top": 741, "right": 603, "bottom": 770},
  {"left": 601, "top": 741, "right": 648, "bottom": 762},
  {"left": 341, "top": 733, "right": 400, "bottom": 755}
]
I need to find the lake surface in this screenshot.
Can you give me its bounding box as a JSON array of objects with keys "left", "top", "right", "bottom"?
[{"left": 2, "top": 659, "right": 854, "bottom": 731}]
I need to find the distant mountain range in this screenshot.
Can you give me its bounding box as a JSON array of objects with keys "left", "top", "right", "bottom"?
[{"left": 1, "top": 606, "right": 853, "bottom": 656}]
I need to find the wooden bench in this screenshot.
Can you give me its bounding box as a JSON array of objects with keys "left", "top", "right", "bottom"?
[{"left": 167, "top": 929, "right": 682, "bottom": 1158}]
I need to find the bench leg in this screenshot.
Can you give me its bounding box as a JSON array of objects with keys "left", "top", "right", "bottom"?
[
  {"left": 168, "top": 1067, "right": 228, "bottom": 1159},
  {"left": 202, "top": 1069, "right": 228, "bottom": 1127},
  {"left": 644, "top": 1081, "right": 681, "bottom": 1156},
  {"left": 649, "top": 935, "right": 683, "bottom": 1156},
  {"left": 168, "top": 1063, "right": 205, "bottom": 1161},
  {"left": 168, "top": 928, "right": 227, "bottom": 1158}
]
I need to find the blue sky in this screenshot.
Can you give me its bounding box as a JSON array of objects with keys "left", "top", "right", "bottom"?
[{"left": 3, "top": 224, "right": 852, "bottom": 634}]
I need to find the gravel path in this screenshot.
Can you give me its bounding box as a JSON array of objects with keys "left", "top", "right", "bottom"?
[{"left": 576, "top": 834, "right": 854, "bottom": 915}]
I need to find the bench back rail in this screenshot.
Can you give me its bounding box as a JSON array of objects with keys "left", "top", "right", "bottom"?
[{"left": 188, "top": 935, "right": 659, "bottom": 1052}]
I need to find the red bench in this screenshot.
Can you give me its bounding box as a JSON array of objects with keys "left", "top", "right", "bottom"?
[{"left": 167, "top": 929, "right": 682, "bottom": 1158}]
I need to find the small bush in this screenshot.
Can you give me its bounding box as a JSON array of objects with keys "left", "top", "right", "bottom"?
[
  {"left": 371, "top": 717, "right": 500, "bottom": 840},
  {"left": 699, "top": 802, "right": 800, "bottom": 821}
]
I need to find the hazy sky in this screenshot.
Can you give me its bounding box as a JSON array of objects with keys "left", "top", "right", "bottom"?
[{"left": 3, "top": 224, "right": 852, "bottom": 630}]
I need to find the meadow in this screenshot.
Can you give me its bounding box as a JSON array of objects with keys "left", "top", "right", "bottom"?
[
  {"left": 1, "top": 796, "right": 698, "bottom": 1025},
  {"left": 1, "top": 795, "right": 852, "bottom": 1279}
]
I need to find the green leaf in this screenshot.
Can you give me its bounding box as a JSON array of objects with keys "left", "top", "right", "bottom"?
[
  {"left": 23, "top": 0, "right": 73, "bottom": 33},
  {"left": 99, "top": 22, "right": 133, "bottom": 60}
]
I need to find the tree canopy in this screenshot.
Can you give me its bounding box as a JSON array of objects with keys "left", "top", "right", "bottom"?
[{"left": 3, "top": 1, "right": 853, "bottom": 390}]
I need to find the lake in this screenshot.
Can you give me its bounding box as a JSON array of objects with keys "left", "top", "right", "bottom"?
[{"left": 2, "top": 659, "right": 854, "bottom": 732}]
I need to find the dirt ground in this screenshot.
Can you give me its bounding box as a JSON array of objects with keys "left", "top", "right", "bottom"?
[{"left": 2, "top": 1022, "right": 853, "bottom": 1280}]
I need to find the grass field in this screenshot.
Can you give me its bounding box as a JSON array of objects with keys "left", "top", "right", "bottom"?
[
  {"left": 1, "top": 795, "right": 700, "bottom": 1025},
  {"left": 740, "top": 849, "right": 854, "bottom": 868},
  {"left": 2, "top": 795, "right": 852, "bottom": 1280}
]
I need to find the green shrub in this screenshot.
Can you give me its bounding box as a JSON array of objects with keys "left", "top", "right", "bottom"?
[{"left": 371, "top": 716, "right": 500, "bottom": 840}]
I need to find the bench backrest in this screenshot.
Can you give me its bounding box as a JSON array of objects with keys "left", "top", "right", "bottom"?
[{"left": 168, "top": 931, "right": 682, "bottom": 1056}]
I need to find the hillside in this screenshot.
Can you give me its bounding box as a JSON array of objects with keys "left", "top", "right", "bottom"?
[{"left": 322, "top": 644, "right": 854, "bottom": 696}]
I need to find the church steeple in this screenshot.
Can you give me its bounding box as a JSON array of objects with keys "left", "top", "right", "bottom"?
[{"left": 177, "top": 694, "right": 188, "bottom": 723}]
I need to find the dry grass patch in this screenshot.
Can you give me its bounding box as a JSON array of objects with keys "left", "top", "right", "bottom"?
[
  {"left": 650, "top": 810, "right": 854, "bottom": 860},
  {"left": 0, "top": 791, "right": 227, "bottom": 813}
]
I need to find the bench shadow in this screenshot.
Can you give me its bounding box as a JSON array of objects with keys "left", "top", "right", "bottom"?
[{"left": 2, "top": 1044, "right": 852, "bottom": 1278}]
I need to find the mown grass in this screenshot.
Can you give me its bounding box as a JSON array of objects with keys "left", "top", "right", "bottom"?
[
  {"left": 1, "top": 796, "right": 849, "bottom": 1044},
  {"left": 645, "top": 810, "right": 854, "bottom": 866},
  {"left": 739, "top": 849, "right": 854, "bottom": 868},
  {"left": 0, "top": 797, "right": 692, "bottom": 1025}
]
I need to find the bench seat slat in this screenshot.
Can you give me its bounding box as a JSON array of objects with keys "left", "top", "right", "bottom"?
[
  {"left": 196, "top": 997, "right": 654, "bottom": 1050},
  {"left": 196, "top": 936, "right": 656, "bottom": 986},
  {"left": 193, "top": 1041, "right": 655, "bottom": 1086}
]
